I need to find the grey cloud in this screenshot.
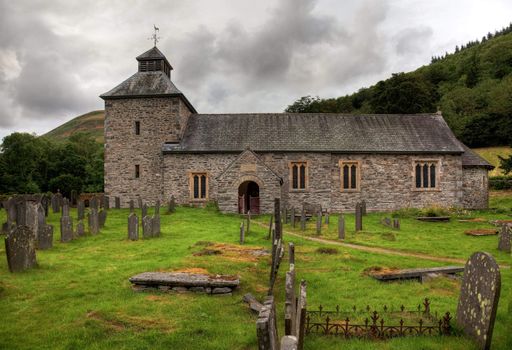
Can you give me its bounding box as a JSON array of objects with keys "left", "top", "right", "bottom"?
[{"left": 394, "top": 26, "right": 433, "bottom": 55}]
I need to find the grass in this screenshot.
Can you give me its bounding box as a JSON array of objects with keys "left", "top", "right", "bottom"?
[
  {"left": 0, "top": 194, "right": 511, "bottom": 349},
  {"left": 43, "top": 110, "right": 105, "bottom": 143},
  {"left": 473, "top": 146, "right": 512, "bottom": 176}
]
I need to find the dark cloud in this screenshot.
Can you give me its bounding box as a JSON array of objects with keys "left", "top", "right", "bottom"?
[{"left": 394, "top": 26, "right": 433, "bottom": 55}]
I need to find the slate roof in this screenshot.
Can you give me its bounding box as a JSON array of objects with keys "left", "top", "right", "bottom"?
[
  {"left": 136, "top": 46, "right": 172, "bottom": 68},
  {"left": 163, "top": 113, "right": 467, "bottom": 154},
  {"left": 459, "top": 142, "right": 494, "bottom": 169},
  {"left": 100, "top": 71, "right": 196, "bottom": 113}
]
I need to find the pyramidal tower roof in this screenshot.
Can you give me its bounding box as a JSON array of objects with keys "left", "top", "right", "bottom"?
[{"left": 100, "top": 47, "right": 196, "bottom": 113}]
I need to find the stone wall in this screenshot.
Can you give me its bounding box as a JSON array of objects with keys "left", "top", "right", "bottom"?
[
  {"left": 162, "top": 151, "right": 477, "bottom": 213},
  {"left": 104, "top": 97, "right": 192, "bottom": 207},
  {"left": 461, "top": 167, "right": 489, "bottom": 209}
]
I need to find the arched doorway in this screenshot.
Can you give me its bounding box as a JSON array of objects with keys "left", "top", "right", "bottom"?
[{"left": 238, "top": 181, "right": 260, "bottom": 214}]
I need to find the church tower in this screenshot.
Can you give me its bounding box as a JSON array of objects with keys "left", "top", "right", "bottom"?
[{"left": 100, "top": 46, "right": 196, "bottom": 207}]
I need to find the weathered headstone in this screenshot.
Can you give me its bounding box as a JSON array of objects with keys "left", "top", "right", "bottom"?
[
  {"left": 70, "top": 190, "right": 78, "bottom": 206},
  {"left": 51, "top": 194, "right": 60, "bottom": 213},
  {"left": 103, "top": 196, "right": 110, "bottom": 210},
  {"left": 90, "top": 197, "right": 98, "bottom": 210},
  {"left": 151, "top": 214, "right": 160, "bottom": 237},
  {"left": 497, "top": 225, "right": 511, "bottom": 253},
  {"left": 60, "top": 215, "right": 73, "bottom": 242},
  {"left": 285, "top": 267, "right": 296, "bottom": 336},
  {"left": 393, "top": 218, "right": 400, "bottom": 230},
  {"left": 289, "top": 242, "right": 295, "bottom": 265},
  {"left": 154, "top": 200, "right": 160, "bottom": 215},
  {"left": 256, "top": 297, "right": 279, "bottom": 350},
  {"left": 4, "top": 225, "right": 37, "bottom": 272},
  {"left": 115, "top": 196, "right": 121, "bottom": 209},
  {"left": 300, "top": 208, "right": 306, "bottom": 231},
  {"left": 325, "top": 212, "right": 329, "bottom": 225},
  {"left": 129, "top": 200, "right": 135, "bottom": 213},
  {"left": 142, "top": 203, "right": 148, "bottom": 219},
  {"left": 361, "top": 200, "right": 367, "bottom": 215},
  {"left": 240, "top": 221, "right": 245, "bottom": 244},
  {"left": 128, "top": 213, "right": 139, "bottom": 240},
  {"left": 36, "top": 204, "right": 46, "bottom": 248},
  {"left": 138, "top": 197, "right": 143, "bottom": 209},
  {"left": 88, "top": 208, "right": 99, "bottom": 235},
  {"left": 42, "top": 195, "right": 49, "bottom": 217},
  {"left": 338, "top": 215, "right": 345, "bottom": 240},
  {"left": 355, "top": 202, "right": 363, "bottom": 231},
  {"left": 76, "top": 220, "right": 85, "bottom": 237},
  {"left": 167, "top": 195, "right": 176, "bottom": 213},
  {"left": 98, "top": 209, "right": 107, "bottom": 228},
  {"left": 456, "top": 252, "right": 501, "bottom": 350},
  {"left": 38, "top": 225, "right": 53, "bottom": 250},
  {"left": 77, "top": 200, "right": 85, "bottom": 220},
  {"left": 142, "top": 216, "right": 153, "bottom": 239},
  {"left": 61, "top": 198, "right": 70, "bottom": 217},
  {"left": 316, "top": 211, "right": 322, "bottom": 235},
  {"left": 291, "top": 208, "right": 296, "bottom": 228}
]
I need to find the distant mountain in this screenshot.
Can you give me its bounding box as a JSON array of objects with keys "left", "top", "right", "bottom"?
[
  {"left": 286, "top": 23, "right": 512, "bottom": 148},
  {"left": 43, "top": 110, "right": 104, "bottom": 143}
]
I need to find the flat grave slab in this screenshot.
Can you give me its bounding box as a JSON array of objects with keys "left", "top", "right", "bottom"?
[
  {"left": 369, "top": 266, "right": 464, "bottom": 281},
  {"left": 464, "top": 229, "right": 498, "bottom": 236},
  {"left": 416, "top": 216, "right": 451, "bottom": 222},
  {"left": 129, "top": 272, "right": 239, "bottom": 294}
]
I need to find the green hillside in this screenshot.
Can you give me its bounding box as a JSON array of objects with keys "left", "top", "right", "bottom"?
[
  {"left": 286, "top": 24, "right": 512, "bottom": 149},
  {"left": 44, "top": 110, "right": 105, "bottom": 143}
]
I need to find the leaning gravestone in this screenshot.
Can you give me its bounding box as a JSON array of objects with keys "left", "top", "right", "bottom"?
[
  {"left": 77, "top": 200, "right": 85, "bottom": 220},
  {"left": 76, "top": 220, "right": 85, "bottom": 237},
  {"left": 497, "top": 225, "right": 511, "bottom": 253},
  {"left": 128, "top": 213, "right": 139, "bottom": 241},
  {"left": 115, "top": 196, "right": 121, "bottom": 209},
  {"left": 98, "top": 209, "right": 107, "bottom": 228},
  {"left": 456, "top": 252, "right": 501, "bottom": 350},
  {"left": 142, "top": 216, "right": 153, "bottom": 239},
  {"left": 88, "top": 209, "right": 99, "bottom": 235},
  {"left": 5, "top": 225, "right": 37, "bottom": 272},
  {"left": 36, "top": 204, "right": 47, "bottom": 248}
]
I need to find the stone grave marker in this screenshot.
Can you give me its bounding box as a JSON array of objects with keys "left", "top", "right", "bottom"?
[
  {"left": 103, "top": 196, "right": 110, "bottom": 210},
  {"left": 497, "top": 225, "right": 511, "bottom": 253},
  {"left": 291, "top": 208, "right": 296, "bottom": 228},
  {"left": 142, "top": 203, "right": 148, "bottom": 219},
  {"left": 274, "top": 198, "right": 282, "bottom": 241},
  {"left": 167, "top": 195, "right": 176, "bottom": 213},
  {"left": 456, "top": 252, "right": 501, "bottom": 350},
  {"left": 76, "top": 220, "right": 85, "bottom": 237},
  {"left": 90, "top": 197, "right": 98, "bottom": 210},
  {"left": 88, "top": 209, "right": 99, "bottom": 235},
  {"left": 338, "top": 215, "right": 345, "bottom": 240},
  {"left": 284, "top": 208, "right": 289, "bottom": 224},
  {"left": 115, "top": 196, "right": 121, "bottom": 209},
  {"left": 77, "top": 200, "right": 85, "bottom": 220},
  {"left": 60, "top": 215, "right": 74, "bottom": 243},
  {"left": 129, "top": 200, "right": 135, "bottom": 213},
  {"left": 361, "top": 200, "right": 367, "bottom": 215},
  {"left": 36, "top": 204, "right": 47, "bottom": 248},
  {"left": 142, "top": 216, "right": 153, "bottom": 239},
  {"left": 155, "top": 200, "right": 160, "bottom": 215},
  {"left": 38, "top": 224, "right": 53, "bottom": 250},
  {"left": 355, "top": 202, "right": 363, "bottom": 231},
  {"left": 51, "top": 194, "right": 60, "bottom": 213},
  {"left": 240, "top": 221, "right": 245, "bottom": 244},
  {"left": 325, "top": 211, "right": 329, "bottom": 225},
  {"left": 289, "top": 242, "right": 295, "bottom": 265},
  {"left": 256, "top": 297, "right": 279, "bottom": 350},
  {"left": 128, "top": 213, "right": 139, "bottom": 240},
  {"left": 316, "top": 211, "right": 322, "bottom": 235},
  {"left": 151, "top": 214, "right": 160, "bottom": 237},
  {"left": 98, "top": 209, "right": 107, "bottom": 228},
  {"left": 300, "top": 208, "right": 306, "bottom": 231},
  {"left": 4, "top": 225, "right": 37, "bottom": 272},
  {"left": 62, "top": 198, "right": 70, "bottom": 217},
  {"left": 70, "top": 190, "right": 78, "bottom": 206},
  {"left": 42, "top": 195, "right": 49, "bottom": 217},
  {"left": 393, "top": 218, "right": 400, "bottom": 230},
  {"left": 138, "top": 197, "right": 143, "bottom": 209}
]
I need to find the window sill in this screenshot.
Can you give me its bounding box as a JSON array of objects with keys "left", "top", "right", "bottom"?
[
  {"left": 190, "top": 198, "right": 208, "bottom": 202},
  {"left": 340, "top": 189, "right": 361, "bottom": 193},
  {"left": 412, "top": 188, "right": 441, "bottom": 192},
  {"left": 289, "top": 188, "right": 309, "bottom": 193}
]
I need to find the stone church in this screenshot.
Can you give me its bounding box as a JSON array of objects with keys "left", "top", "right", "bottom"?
[{"left": 101, "top": 46, "right": 493, "bottom": 213}]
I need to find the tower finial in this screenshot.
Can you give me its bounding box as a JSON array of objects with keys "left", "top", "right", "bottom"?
[{"left": 149, "top": 25, "right": 160, "bottom": 47}]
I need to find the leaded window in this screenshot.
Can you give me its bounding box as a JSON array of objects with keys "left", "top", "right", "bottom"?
[
  {"left": 290, "top": 161, "right": 307, "bottom": 190},
  {"left": 414, "top": 161, "right": 438, "bottom": 189},
  {"left": 190, "top": 173, "right": 208, "bottom": 199},
  {"left": 339, "top": 161, "right": 360, "bottom": 191}
]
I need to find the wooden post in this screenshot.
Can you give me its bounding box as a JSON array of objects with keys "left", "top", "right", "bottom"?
[
  {"left": 274, "top": 198, "right": 281, "bottom": 241},
  {"left": 267, "top": 215, "right": 273, "bottom": 240},
  {"left": 289, "top": 242, "right": 295, "bottom": 265}
]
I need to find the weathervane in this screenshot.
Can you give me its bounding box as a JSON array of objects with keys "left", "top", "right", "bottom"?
[{"left": 149, "top": 25, "right": 160, "bottom": 47}]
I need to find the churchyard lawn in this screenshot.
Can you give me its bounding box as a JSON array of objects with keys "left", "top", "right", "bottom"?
[{"left": 0, "top": 193, "right": 511, "bottom": 349}]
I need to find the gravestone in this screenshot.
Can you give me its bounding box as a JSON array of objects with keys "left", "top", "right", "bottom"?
[
  {"left": 284, "top": 208, "right": 289, "bottom": 224},
  {"left": 103, "top": 196, "right": 110, "bottom": 210},
  {"left": 60, "top": 215, "right": 74, "bottom": 243},
  {"left": 129, "top": 200, "right": 135, "bottom": 213},
  {"left": 393, "top": 218, "right": 400, "bottom": 230},
  {"left": 456, "top": 252, "right": 501, "bottom": 350},
  {"left": 267, "top": 215, "right": 273, "bottom": 240},
  {"left": 256, "top": 297, "right": 279, "bottom": 350},
  {"left": 240, "top": 222, "right": 245, "bottom": 245},
  {"left": 497, "top": 225, "right": 511, "bottom": 253},
  {"left": 142, "top": 203, "right": 148, "bottom": 219},
  {"left": 88, "top": 209, "right": 99, "bottom": 235},
  {"left": 274, "top": 199, "right": 281, "bottom": 241},
  {"left": 300, "top": 208, "right": 306, "bottom": 231},
  {"left": 51, "top": 194, "right": 60, "bottom": 213},
  {"left": 289, "top": 242, "right": 295, "bottom": 265},
  {"left": 61, "top": 198, "right": 70, "bottom": 217},
  {"left": 151, "top": 215, "right": 160, "bottom": 237},
  {"left": 76, "top": 220, "right": 85, "bottom": 237},
  {"left": 138, "top": 198, "right": 143, "bottom": 209},
  {"left": 155, "top": 200, "right": 160, "bottom": 215},
  {"left": 355, "top": 202, "right": 363, "bottom": 231},
  {"left": 90, "top": 197, "right": 98, "bottom": 210},
  {"left": 291, "top": 208, "right": 296, "bottom": 228},
  {"left": 115, "top": 196, "right": 121, "bottom": 209},
  {"left": 98, "top": 209, "right": 107, "bottom": 228},
  {"left": 325, "top": 212, "right": 329, "bottom": 225},
  {"left": 41, "top": 196, "right": 49, "bottom": 217},
  {"left": 167, "top": 196, "right": 176, "bottom": 213},
  {"left": 77, "top": 200, "right": 85, "bottom": 220},
  {"left": 128, "top": 213, "right": 139, "bottom": 240},
  {"left": 70, "top": 190, "right": 78, "bottom": 206},
  {"left": 38, "top": 225, "right": 53, "bottom": 250},
  {"left": 4, "top": 225, "right": 37, "bottom": 272},
  {"left": 361, "top": 200, "right": 367, "bottom": 215},
  {"left": 316, "top": 211, "right": 322, "bottom": 235},
  {"left": 142, "top": 216, "right": 153, "bottom": 239},
  {"left": 36, "top": 204, "right": 47, "bottom": 248},
  {"left": 338, "top": 215, "right": 345, "bottom": 240}
]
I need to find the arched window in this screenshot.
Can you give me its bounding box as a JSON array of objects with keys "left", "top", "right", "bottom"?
[
  {"left": 290, "top": 161, "right": 308, "bottom": 190},
  {"left": 339, "top": 161, "right": 360, "bottom": 191},
  {"left": 190, "top": 172, "right": 208, "bottom": 199},
  {"left": 414, "top": 161, "right": 439, "bottom": 189}
]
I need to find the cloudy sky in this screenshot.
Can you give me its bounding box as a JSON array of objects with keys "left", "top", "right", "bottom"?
[{"left": 0, "top": 0, "right": 511, "bottom": 140}]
